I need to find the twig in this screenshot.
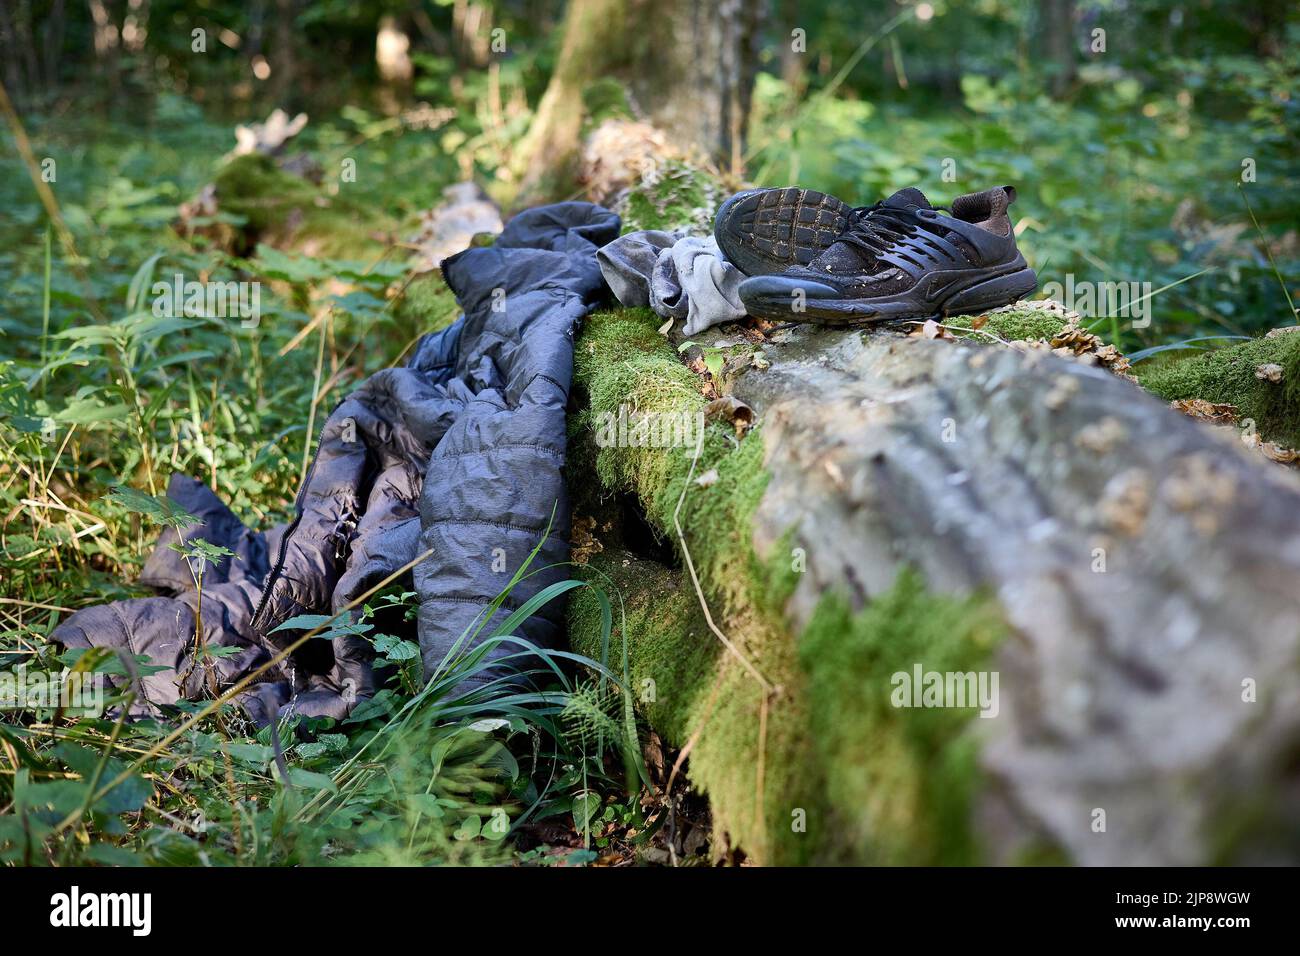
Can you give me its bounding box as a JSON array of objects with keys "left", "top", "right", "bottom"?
[
  {"left": 670, "top": 425, "right": 779, "bottom": 851},
  {"left": 902, "top": 319, "right": 1012, "bottom": 346},
  {"left": 663, "top": 664, "right": 726, "bottom": 799},
  {"left": 672, "top": 428, "right": 774, "bottom": 692}
]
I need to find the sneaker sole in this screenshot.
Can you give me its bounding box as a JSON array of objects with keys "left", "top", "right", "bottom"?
[
  {"left": 714, "top": 187, "right": 853, "bottom": 277},
  {"left": 740, "top": 263, "right": 1039, "bottom": 327}
]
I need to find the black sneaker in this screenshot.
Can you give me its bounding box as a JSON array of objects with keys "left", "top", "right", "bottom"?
[
  {"left": 738, "top": 186, "right": 1038, "bottom": 325},
  {"left": 713, "top": 186, "right": 853, "bottom": 276}
]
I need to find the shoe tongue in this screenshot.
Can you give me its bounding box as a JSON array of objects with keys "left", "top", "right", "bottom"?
[{"left": 883, "top": 186, "right": 931, "bottom": 210}]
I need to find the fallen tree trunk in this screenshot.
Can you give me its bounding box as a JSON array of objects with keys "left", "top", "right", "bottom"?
[{"left": 566, "top": 306, "right": 1300, "bottom": 865}]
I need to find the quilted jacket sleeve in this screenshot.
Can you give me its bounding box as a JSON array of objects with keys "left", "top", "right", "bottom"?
[{"left": 414, "top": 202, "right": 619, "bottom": 689}]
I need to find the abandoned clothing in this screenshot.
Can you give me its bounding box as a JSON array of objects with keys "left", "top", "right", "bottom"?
[
  {"left": 598, "top": 230, "right": 747, "bottom": 335},
  {"left": 52, "top": 201, "right": 620, "bottom": 723},
  {"left": 597, "top": 229, "right": 675, "bottom": 306}
]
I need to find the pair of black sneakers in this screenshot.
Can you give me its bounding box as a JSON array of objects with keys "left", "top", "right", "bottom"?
[{"left": 714, "top": 185, "right": 1038, "bottom": 325}]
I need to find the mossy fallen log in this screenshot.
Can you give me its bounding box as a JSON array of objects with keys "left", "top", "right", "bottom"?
[
  {"left": 566, "top": 305, "right": 1300, "bottom": 865},
  {"left": 1138, "top": 329, "right": 1300, "bottom": 448}
]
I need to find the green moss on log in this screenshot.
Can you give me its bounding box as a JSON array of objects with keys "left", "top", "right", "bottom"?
[
  {"left": 617, "top": 161, "right": 726, "bottom": 235},
  {"left": 1137, "top": 332, "right": 1300, "bottom": 447},
  {"left": 213, "top": 154, "right": 317, "bottom": 235},
  {"left": 951, "top": 302, "right": 1073, "bottom": 343},
  {"left": 800, "top": 571, "right": 1003, "bottom": 864},
  {"left": 581, "top": 79, "right": 635, "bottom": 127},
  {"left": 568, "top": 306, "right": 1011, "bottom": 864},
  {"left": 573, "top": 308, "right": 709, "bottom": 508},
  {"left": 572, "top": 307, "right": 803, "bottom": 860},
  {"left": 568, "top": 554, "right": 715, "bottom": 745}
]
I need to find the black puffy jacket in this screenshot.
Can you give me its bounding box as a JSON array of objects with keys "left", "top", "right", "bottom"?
[{"left": 52, "top": 202, "right": 620, "bottom": 722}]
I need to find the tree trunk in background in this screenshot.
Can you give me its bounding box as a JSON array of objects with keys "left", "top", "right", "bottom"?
[
  {"left": 43, "top": 0, "right": 68, "bottom": 93},
  {"left": 1243, "top": 2, "right": 1285, "bottom": 58},
  {"left": 270, "top": 0, "right": 297, "bottom": 109},
  {"left": 452, "top": 0, "right": 492, "bottom": 68},
  {"left": 122, "top": 0, "right": 148, "bottom": 53},
  {"left": 777, "top": 0, "right": 805, "bottom": 95},
  {"left": 1041, "top": 0, "right": 1076, "bottom": 98},
  {"left": 0, "top": 4, "right": 30, "bottom": 98},
  {"left": 514, "top": 0, "right": 760, "bottom": 201}
]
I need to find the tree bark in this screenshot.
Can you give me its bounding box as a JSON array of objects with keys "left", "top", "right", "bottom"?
[
  {"left": 1041, "top": 0, "right": 1077, "bottom": 98},
  {"left": 730, "top": 325, "right": 1300, "bottom": 863},
  {"left": 43, "top": 0, "right": 68, "bottom": 92},
  {"left": 514, "top": 0, "right": 760, "bottom": 200}
]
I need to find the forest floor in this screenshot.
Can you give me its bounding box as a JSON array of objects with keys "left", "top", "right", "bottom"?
[{"left": 0, "top": 86, "right": 1296, "bottom": 865}]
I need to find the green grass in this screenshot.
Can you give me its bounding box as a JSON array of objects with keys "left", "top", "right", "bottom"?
[{"left": 0, "top": 557, "right": 630, "bottom": 867}]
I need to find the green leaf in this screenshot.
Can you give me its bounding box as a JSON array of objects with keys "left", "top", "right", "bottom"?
[
  {"left": 94, "top": 772, "right": 153, "bottom": 815},
  {"left": 571, "top": 790, "right": 601, "bottom": 834},
  {"left": 406, "top": 793, "right": 445, "bottom": 818},
  {"left": 272, "top": 614, "right": 372, "bottom": 640},
  {"left": 481, "top": 809, "right": 511, "bottom": 841},
  {"left": 126, "top": 252, "right": 166, "bottom": 312},
  {"left": 452, "top": 813, "right": 482, "bottom": 841},
  {"left": 286, "top": 768, "right": 338, "bottom": 793},
  {"left": 225, "top": 742, "right": 273, "bottom": 766},
  {"left": 104, "top": 485, "right": 200, "bottom": 530},
  {"left": 485, "top": 745, "right": 520, "bottom": 783},
  {"left": 205, "top": 645, "right": 245, "bottom": 659},
  {"left": 54, "top": 324, "right": 124, "bottom": 346},
  {"left": 374, "top": 634, "right": 419, "bottom": 661},
  {"left": 55, "top": 398, "right": 132, "bottom": 425},
  {"left": 318, "top": 733, "right": 349, "bottom": 753},
  {"left": 83, "top": 843, "right": 138, "bottom": 866},
  {"left": 250, "top": 244, "right": 331, "bottom": 284},
  {"left": 342, "top": 689, "right": 401, "bottom": 724},
  {"left": 171, "top": 537, "right": 236, "bottom": 567}
]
